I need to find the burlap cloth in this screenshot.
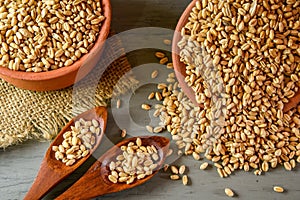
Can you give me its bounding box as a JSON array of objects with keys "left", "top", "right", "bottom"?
[{"left": 0, "top": 33, "right": 138, "bottom": 149}]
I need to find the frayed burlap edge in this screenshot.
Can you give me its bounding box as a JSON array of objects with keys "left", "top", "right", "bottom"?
[{"left": 0, "top": 34, "right": 139, "bottom": 149}]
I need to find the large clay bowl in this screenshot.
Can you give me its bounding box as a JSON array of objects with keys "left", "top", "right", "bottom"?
[
  {"left": 172, "top": 1, "right": 300, "bottom": 112},
  {"left": 172, "top": 0, "right": 198, "bottom": 105},
  {"left": 0, "top": 0, "right": 111, "bottom": 91}
]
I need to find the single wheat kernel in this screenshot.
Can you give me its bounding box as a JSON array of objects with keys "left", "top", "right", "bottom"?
[
  {"left": 121, "top": 129, "right": 127, "bottom": 138},
  {"left": 273, "top": 186, "right": 284, "bottom": 193},
  {"left": 166, "top": 62, "right": 174, "bottom": 69},
  {"left": 284, "top": 162, "right": 292, "bottom": 171},
  {"left": 108, "top": 175, "right": 118, "bottom": 184},
  {"left": 52, "top": 146, "right": 59, "bottom": 151},
  {"left": 192, "top": 152, "right": 201, "bottom": 160},
  {"left": 177, "top": 150, "right": 183, "bottom": 156},
  {"left": 163, "top": 39, "right": 172, "bottom": 45},
  {"left": 179, "top": 165, "right": 186, "bottom": 175},
  {"left": 126, "top": 176, "right": 135, "bottom": 184},
  {"left": 66, "top": 159, "right": 76, "bottom": 166},
  {"left": 152, "top": 153, "right": 159, "bottom": 161},
  {"left": 153, "top": 126, "right": 163, "bottom": 133},
  {"left": 214, "top": 163, "right": 223, "bottom": 169},
  {"left": 224, "top": 188, "right": 235, "bottom": 197},
  {"left": 141, "top": 104, "right": 151, "bottom": 110},
  {"left": 159, "top": 57, "right": 169, "bottom": 65},
  {"left": 151, "top": 70, "right": 159, "bottom": 79},
  {"left": 137, "top": 174, "right": 146, "bottom": 180},
  {"left": 200, "top": 162, "right": 209, "bottom": 170},
  {"left": 170, "top": 166, "right": 179, "bottom": 174},
  {"left": 170, "top": 174, "right": 180, "bottom": 180},
  {"left": 116, "top": 99, "right": 121, "bottom": 109},
  {"left": 167, "top": 149, "right": 173, "bottom": 157},
  {"left": 136, "top": 138, "right": 142, "bottom": 147},
  {"left": 155, "top": 52, "right": 165, "bottom": 58},
  {"left": 217, "top": 168, "right": 224, "bottom": 178},
  {"left": 155, "top": 92, "right": 163, "bottom": 101},
  {"left": 146, "top": 125, "right": 154, "bottom": 133},
  {"left": 163, "top": 164, "right": 169, "bottom": 172},
  {"left": 148, "top": 92, "right": 155, "bottom": 100},
  {"left": 182, "top": 175, "right": 188, "bottom": 185}
]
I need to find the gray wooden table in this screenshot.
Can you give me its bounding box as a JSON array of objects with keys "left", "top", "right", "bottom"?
[{"left": 1, "top": 0, "right": 300, "bottom": 199}]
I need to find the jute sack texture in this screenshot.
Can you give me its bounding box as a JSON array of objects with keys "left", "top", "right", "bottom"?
[{"left": 0, "top": 34, "right": 138, "bottom": 148}]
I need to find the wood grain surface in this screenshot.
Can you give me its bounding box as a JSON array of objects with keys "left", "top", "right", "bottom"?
[{"left": 1, "top": 0, "right": 300, "bottom": 200}]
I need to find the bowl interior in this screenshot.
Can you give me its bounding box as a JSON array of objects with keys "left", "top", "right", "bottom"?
[
  {"left": 0, "top": 0, "right": 112, "bottom": 82},
  {"left": 172, "top": 0, "right": 198, "bottom": 106}
]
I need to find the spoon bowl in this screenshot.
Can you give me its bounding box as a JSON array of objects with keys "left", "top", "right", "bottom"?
[
  {"left": 24, "top": 106, "right": 108, "bottom": 200},
  {"left": 56, "top": 136, "right": 170, "bottom": 200}
]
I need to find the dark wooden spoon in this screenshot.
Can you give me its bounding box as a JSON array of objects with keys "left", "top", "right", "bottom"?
[
  {"left": 24, "top": 106, "right": 107, "bottom": 200},
  {"left": 55, "top": 136, "right": 170, "bottom": 200}
]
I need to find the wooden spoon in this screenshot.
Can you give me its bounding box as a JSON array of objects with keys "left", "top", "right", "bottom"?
[
  {"left": 172, "top": 0, "right": 299, "bottom": 113},
  {"left": 55, "top": 136, "right": 170, "bottom": 200},
  {"left": 24, "top": 106, "right": 108, "bottom": 200}
]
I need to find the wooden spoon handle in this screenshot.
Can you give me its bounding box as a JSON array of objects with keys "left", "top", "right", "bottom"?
[
  {"left": 24, "top": 161, "right": 60, "bottom": 200},
  {"left": 55, "top": 161, "right": 108, "bottom": 200}
]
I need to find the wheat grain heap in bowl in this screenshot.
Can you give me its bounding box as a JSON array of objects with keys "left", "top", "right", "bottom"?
[
  {"left": 0, "top": 0, "right": 111, "bottom": 91},
  {"left": 172, "top": 0, "right": 300, "bottom": 174}
]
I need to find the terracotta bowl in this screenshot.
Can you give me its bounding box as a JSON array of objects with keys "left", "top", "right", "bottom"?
[
  {"left": 172, "top": 1, "right": 300, "bottom": 112},
  {"left": 172, "top": 0, "right": 198, "bottom": 105},
  {"left": 0, "top": 0, "right": 111, "bottom": 91}
]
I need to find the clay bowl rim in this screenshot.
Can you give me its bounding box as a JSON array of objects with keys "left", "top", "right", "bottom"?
[
  {"left": 172, "top": 0, "right": 199, "bottom": 106},
  {"left": 0, "top": 0, "right": 112, "bottom": 81}
]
